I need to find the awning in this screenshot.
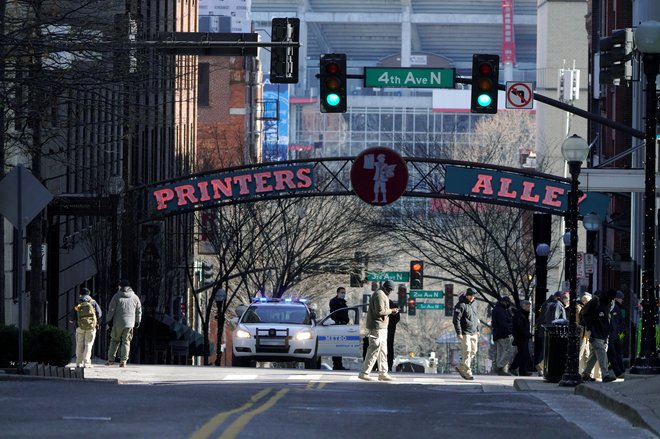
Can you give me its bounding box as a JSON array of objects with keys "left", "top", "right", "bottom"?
[{"left": 151, "top": 313, "right": 212, "bottom": 355}]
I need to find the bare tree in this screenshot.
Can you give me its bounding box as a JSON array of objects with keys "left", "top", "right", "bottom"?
[{"left": 387, "top": 111, "right": 550, "bottom": 307}]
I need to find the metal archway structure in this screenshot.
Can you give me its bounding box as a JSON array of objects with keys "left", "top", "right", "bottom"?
[{"left": 134, "top": 156, "right": 608, "bottom": 220}]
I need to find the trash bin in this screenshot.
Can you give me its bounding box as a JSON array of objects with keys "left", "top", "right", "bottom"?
[{"left": 542, "top": 324, "right": 570, "bottom": 383}]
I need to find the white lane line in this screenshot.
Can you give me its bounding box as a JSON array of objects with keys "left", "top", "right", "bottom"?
[
  {"left": 62, "top": 416, "right": 112, "bottom": 421},
  {"left": 222, "top": 374, "right": 259, "bottom": 380}
]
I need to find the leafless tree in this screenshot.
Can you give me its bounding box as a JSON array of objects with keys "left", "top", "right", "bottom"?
[{"left": 386, "top": 111, "right": 555, "bottom": 308}]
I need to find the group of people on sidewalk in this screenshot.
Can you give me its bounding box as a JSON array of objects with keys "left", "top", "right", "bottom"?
[
  {"left": 454, "top": 286, "right": 631, "bottom": 382},
  {"left": 72, "top": 279, "right": 142, "bottom": 369},
  {"left": 532, "top": 288, "right": 630, "bottom": 383}
]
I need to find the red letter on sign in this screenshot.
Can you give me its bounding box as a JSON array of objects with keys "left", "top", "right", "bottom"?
[
  {"left": 153, "top": 189, "right": 174, "bottom": 211},
  {"left": 497, "top": 178, "right": 517, "bottom": 199},
  {"left": 471, "top": 174, "right": 494, "bottom": 195},
  {"left": 175, "top": 185, "right": 199, "bottom": 206},
  {"left": 542, "top": 186, "right": 564, "bottom": 207},
  {"left": 520, "top": 180, "right": 540, "bottom": 203}
]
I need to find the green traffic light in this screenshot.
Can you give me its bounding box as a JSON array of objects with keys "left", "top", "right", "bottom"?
[
  {"left": 325, "top": 93, "right": 341, "bottom": 107},
  {"left": 477, "top": 94, "right": 492, "bottom": 107}
]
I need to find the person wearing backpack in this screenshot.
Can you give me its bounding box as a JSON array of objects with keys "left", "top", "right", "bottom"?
[{"left": 74, "top": 288, "right": 102, "bottom": 368}]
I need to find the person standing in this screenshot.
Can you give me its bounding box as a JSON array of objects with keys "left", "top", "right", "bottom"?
[
  {"left": 577, "top": 293, "right": 600, "bottom": 380},
  {"left": 535, "top": 291, "right": 562, "bottom": 376},
  {"left": 581, "top": 289, "right": 617, "bottom": 382},
  {"left": 106, "top": 280, "right": 142, "bottom": 367},
  {"left": 329, "top": 287, "right": 349, "bottom": 370},
  {"left": 511, "top": 300, "right": 533, "bottom": 376},
  {"left": 386, "top": 287, "right": 404, "bottom": 372},
  {"left": 359, "top": 280, "right": 398, "bottom": 382},
  {"left": 491, "top": 296, "right": 515, "bottom": 375},
  {"left": 608, "top": 291, "right": 626, "bottom": 378},
  {"left": 453, "top": 288, "right": 480, "bottom": 380},
  {"left": 545, "top": 292, "right": 569, "bottom": 323},
  {"left": 74, "top": 288, "right": 102, "bottom": 368}
]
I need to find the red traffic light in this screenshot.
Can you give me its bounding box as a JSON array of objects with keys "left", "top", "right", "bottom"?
[
  {"left": 478, "top": 62, "right": 493, "bottom": 76},
  {"left": 325, "top": 62, "right": 340, "bottom": 75},
  {"left": 411, "top": 262, "right": 422, "bottom": 272}
]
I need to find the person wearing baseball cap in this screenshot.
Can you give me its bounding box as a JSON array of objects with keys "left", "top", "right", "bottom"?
[
  {"left": 453, "top": 288, "right": 480, "bottom": 380},
  {"left": 359, "top": 280, "right": 399, "bottom": 382}
]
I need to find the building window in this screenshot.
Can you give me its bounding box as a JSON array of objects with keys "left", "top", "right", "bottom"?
[{"left": 198, "top": 62, "right": 209, "bottom": 107}]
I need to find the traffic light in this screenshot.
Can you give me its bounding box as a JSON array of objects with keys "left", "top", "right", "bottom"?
[
  {"left": 470, "top": 54, "right": 499, "bottom": 114},
  {"left": 270, "top": 18, "right": 300, "bottom": 84},
  {"left": 599, "top": 28, "right": 633, "bottom": 85},
  {"left": 444, "top": 284, "right": 454, "bottom": 317},
  {"left": 320, "top": 53, "right": 347, "bottom": 113},
  {"left": 409, "top": 260, "right": 424, "bottom": 290},
  {"left": 408, "top": 298, "right": 417, "bottom": 316},
  {"left": 398, "top": 286, "right": 408, "bottom": 314},
  {"left": 200, "top": 261, "right": 214, "bottom": 284}
]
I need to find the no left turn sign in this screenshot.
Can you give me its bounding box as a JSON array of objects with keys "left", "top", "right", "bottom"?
[{"left": 506, "top": 81, "right": 534, "bottom": 109}]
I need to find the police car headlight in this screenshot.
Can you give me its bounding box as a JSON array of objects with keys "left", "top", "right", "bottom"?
[
  {"left": 235, "top": 328, "right": 251, "bottom": 339},
  {"left": 295, "top": 330, "right": 313, "bottom": 341}
]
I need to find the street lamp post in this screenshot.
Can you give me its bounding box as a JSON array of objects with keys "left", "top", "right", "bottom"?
[
  {"left": 107, "top": 174, "right": 124, "bottom": 287},
  {"left": 559, "top": 134, "right": 589, "bottom": 387},
  {"left": 631, "top": 21, "right": 660, "bottom": 375}
]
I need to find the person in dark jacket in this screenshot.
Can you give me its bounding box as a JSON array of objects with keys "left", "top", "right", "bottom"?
[
  {"left": 491, "top": 296, "right": 515, "bottom": 375},
  {"left": 510, "top": 300, "right": 533, "bottom": 376},
  {"left": 607, "top": 291, "right": 626, "bottom": 378},
  {"left": 329, "top": 287, "right": 349, "bottom": 370},
  {"left": 535, "top": 291, "right": 562, "bottom": 375},
  {"left": 453, "top": 288, "right": 480, "bottom": 380},
  {"left": 581, "top": 289, "right": 617, "bottom": 382},
  {"left": 386, "top": 295, "right": 401, "bottom": 372},
  {"left": 545, "top": 292, "right": 569, "bottom": 322}
]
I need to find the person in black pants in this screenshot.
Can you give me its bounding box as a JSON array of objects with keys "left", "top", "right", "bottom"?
[
  {"left": 387, "top": 291, "right": 402, "bottom": 372},
  {"left": 511, "top": 300, "right": 533, "bottom": 376},
  {"left": 608, "top": 291, "right": 626, "bottom": 378},
  {"left": 329, "top": 287, "right": 349, "bottom": 370}
]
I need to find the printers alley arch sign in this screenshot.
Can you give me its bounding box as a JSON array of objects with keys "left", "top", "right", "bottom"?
[{"left": 141, "top": 158, "right": 608, "bottom": 220}]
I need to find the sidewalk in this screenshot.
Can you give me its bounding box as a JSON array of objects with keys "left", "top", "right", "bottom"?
[{"left": 514, "top": 374, "right": 660, "bottom": 437}]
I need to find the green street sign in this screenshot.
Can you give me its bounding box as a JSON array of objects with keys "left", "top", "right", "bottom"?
[
  {"left": 367, "top": 271, "right": 409, "bottom": 282},
  {"left": 364, "top": 67, "right": 455, "bottom": 89},
  {"left": 417, "top": 302, "right": 445, "bottom": 310},
  {"left": 409, "top": 290, "right": 444, "bottom": 299}
]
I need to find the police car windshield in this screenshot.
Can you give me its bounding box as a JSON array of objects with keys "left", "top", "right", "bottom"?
[{"left": 242, "top": 305, "right": 310, "bottom": 324}]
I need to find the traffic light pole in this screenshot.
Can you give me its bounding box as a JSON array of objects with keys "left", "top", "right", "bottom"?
[{"left": 455, "top": 78, "right": 644, "bottom": 139}]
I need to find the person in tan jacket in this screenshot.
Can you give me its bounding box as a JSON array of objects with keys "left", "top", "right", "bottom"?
[{"left": 359, "top": 280, "right": 399, "bottom": 382}]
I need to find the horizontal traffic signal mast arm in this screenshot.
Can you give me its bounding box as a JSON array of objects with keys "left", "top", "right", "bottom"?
[{"left": 456, "top": 77, "right": 643, "bottom": 139}]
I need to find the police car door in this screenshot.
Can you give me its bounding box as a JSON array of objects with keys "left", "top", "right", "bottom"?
[{"left": 316, "top": 306, "right": 362, "bottom": 358}]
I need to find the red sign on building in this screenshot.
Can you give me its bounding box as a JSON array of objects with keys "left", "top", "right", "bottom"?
[{"left": 350, "top": 147, "right": 409, "bottom": 206}]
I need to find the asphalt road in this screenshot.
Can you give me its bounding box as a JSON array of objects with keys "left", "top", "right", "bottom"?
[{"left": 0, "top": 367, "right": 655, "bottom": 439}]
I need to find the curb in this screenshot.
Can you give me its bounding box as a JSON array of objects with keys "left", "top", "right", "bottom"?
[{"left": 575, "top": 383, "right": 660, "bottom": 437}]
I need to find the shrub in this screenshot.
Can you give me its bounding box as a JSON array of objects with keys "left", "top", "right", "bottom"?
[
  {"left": 0, "top": 325, "right": 22, "bottom": 367},
  {"left": 25, "top": 325, "right": 72, "bottom": 367}
]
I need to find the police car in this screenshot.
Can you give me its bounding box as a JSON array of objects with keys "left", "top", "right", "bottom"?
[{"left": 232, "top": 298, "right": 362, "bottom": 368}]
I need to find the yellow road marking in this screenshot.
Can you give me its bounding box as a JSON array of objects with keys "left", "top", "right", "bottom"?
[
  {"left": 217, "top": 388, "right": 289, "bottom": 439},
  {"left": 190, "top": 388, "right": 272, "bottom": 439}
]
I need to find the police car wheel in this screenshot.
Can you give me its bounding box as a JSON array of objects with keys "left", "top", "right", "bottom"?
[{"left": 304, "top": 355, "right": 321, "bottom": 369}]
